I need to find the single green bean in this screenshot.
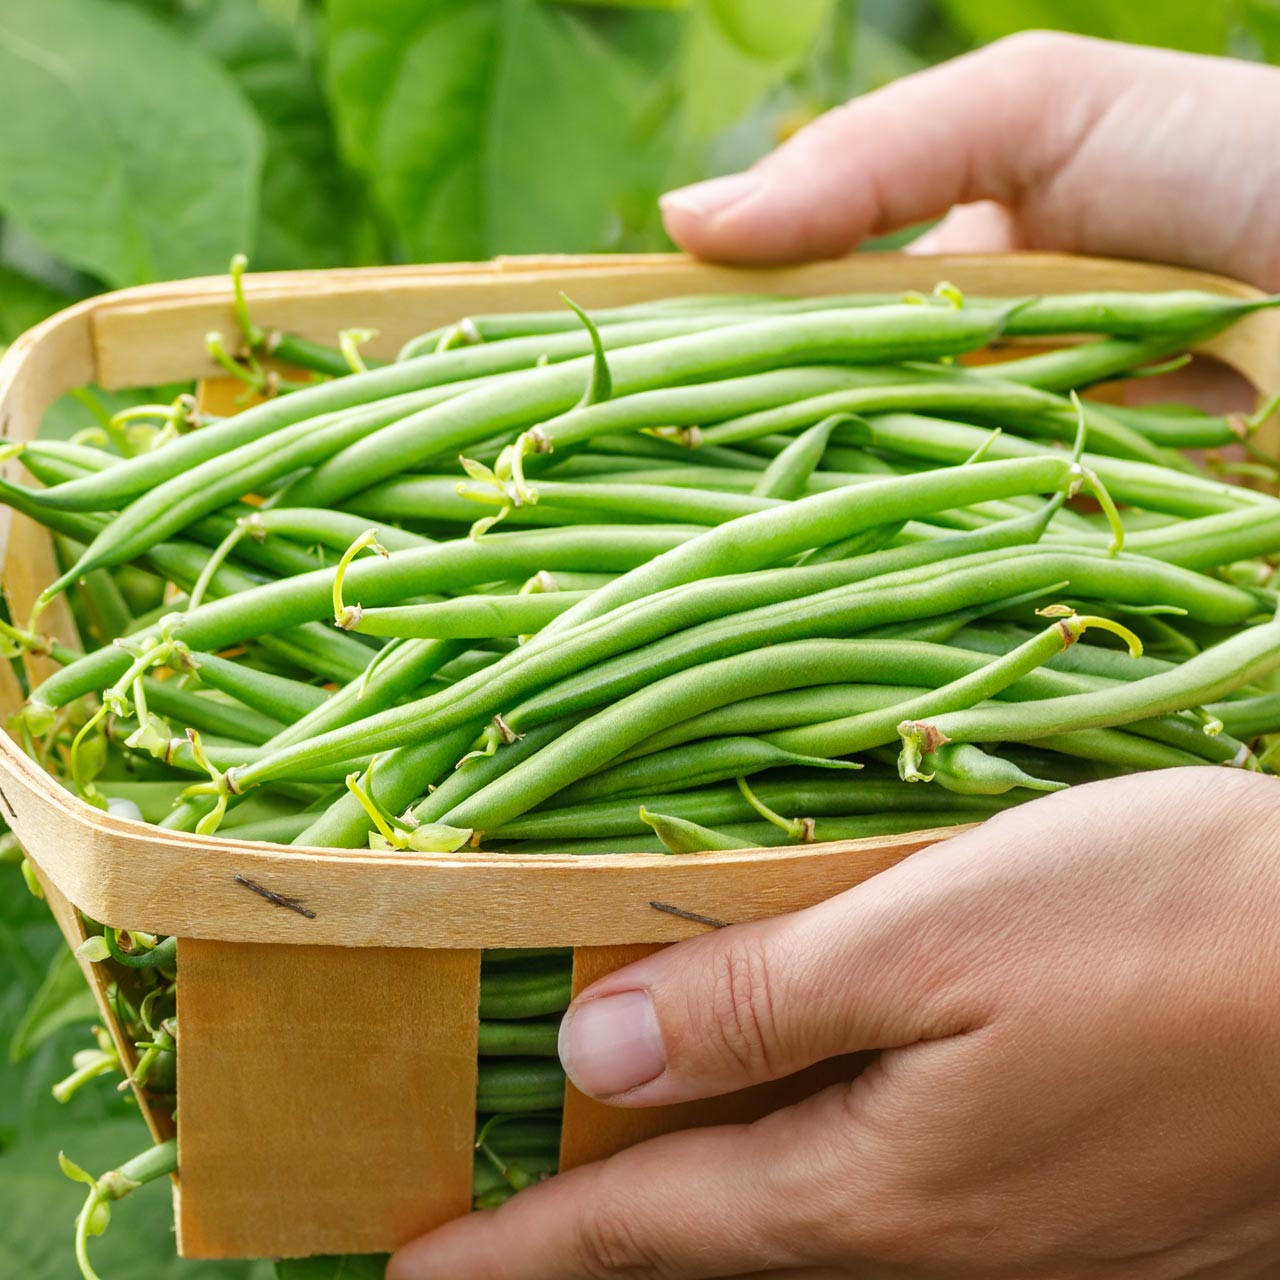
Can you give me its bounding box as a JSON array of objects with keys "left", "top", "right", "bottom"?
[
  {"left": 902, "top": 617, "right": 1280, "bottom": 752},
  {"left": 479, "top": 965, "right": 574, "bottom": 1019},
  {"left": 478, "top": 1020, "right": 561, "bottom": 1056},
  {"left": 476, "top": 1060, "right": 566, "bottom": 1113},
  {"left": 750, "top": 416, "right": 839, "bottom": 500},
  {"left": 186, "top": 652, "right": 329, "bottom": 722}
]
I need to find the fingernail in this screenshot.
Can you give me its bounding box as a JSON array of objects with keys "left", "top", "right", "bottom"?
[
  {"left": 660, "top": 171, "right": 761, "bottom": 219},
  {"left": 558, "top": 989, "right": 666, "bottom": 1098}
]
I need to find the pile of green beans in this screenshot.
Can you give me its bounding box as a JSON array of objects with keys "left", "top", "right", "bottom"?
[{"left": 10, "top": 281, "right": 1280, "bottom": 1272}]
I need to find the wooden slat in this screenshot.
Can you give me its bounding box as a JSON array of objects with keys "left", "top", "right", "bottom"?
[
  {"left": 560, "top": 944, "right": 869, "bottom": 1170},
  {"left": 0, "top": 769, "right": 954, "bottom": 946},
  {"left": 175, "top": 940, "right": 480, "bottom": 1258},
  {"left": 21, "top": 863, "right": 173, "bottom": 1144}
]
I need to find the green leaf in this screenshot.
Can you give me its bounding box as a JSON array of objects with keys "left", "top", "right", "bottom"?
[
  {"left": 8, "top": 947, "right": 96, "bottom": 1063},
  {"left": 0, "top": 1118, "right": 272, "bottom": 1279},
  {"left": 0, "top": 0, "right": 264, "bottom": 286},
  {"left": 1246, "top": 0, "right": 1280, "bottom": 61},
  {"left": 172, "top": 0, "right": 377, "bottom": 270},
  {"left": 706, "top": 0, "right": 835, "bottom": 60},
  {"left": 934, "top": 0, "right": 1230, "bottom": 54},
  {"left": 678, "top": 0, "right": 832, "bottom": 138},
  {"left": 324, "top": 0, "right": 645, "bottom": 259},
  {"left": 274, "top": 1256, "right": 388, "bottom": 1280},
  {"left": 0, "top": 266, "right": 70, "bottom": 345}
]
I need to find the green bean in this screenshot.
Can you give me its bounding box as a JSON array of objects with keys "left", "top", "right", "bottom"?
[
  {"left": 840, "top": 413, "right": 1268, "bottom": 519},
  {"left": 345, "top": 478, "right": 613, "bottom": 528},
  {"left": 901, "top": 617, "right": 1280, "bottom": 755},
  {"left": 186, "top": 652, "right": 329, "bottom": 722},
  {"left": 498, "top": 811, "right": 995, "bottom": 856},
  {"left": 239, "top": 508, "right": 433, "bottom": 555},
  {"left": 38, "top": 388, "right": 473, "bottom": 594},
  {"left": 1208, "top": 692, "right": 1280, "bottom": 740},
  {"left": 478, "top": 1020, "right": 561, "bottom": 1056},
  {"left": 970, "top": 331, "right": 1207, "bottom": 394},
  {"left": 949, "top": 623, "right": 1179, "bottom": 681},
  {"left": 228, "top": 497, "right": 1070, "bottom": 790},
  {"left": 528, "top": 737, "right": 860, "bottom": 808},
  {"left": 802, "top": 520, "right": 909, "bottom": 564},
  {"left": 476, "top": 1060, "right": 566, "bottom": 1113},
  {"left": 30, "top": 527, "right": 691, "bottom": 713},
  {"left": 995, "top": 289, "right": 1279, "bottom": 336},
  {"left": 587, "top": 432, "right": 769, "bottom": 470},
  {"left": 641, "top": 809, "right": 758, "bottom": 853},
  {"left": 499, "top": 774, "right": 1013, "bottom": 841},
  {"left": 400, "top": 290, "right": 1275, "bottom": 355},
  {"left": 1102, "top": 401, "right": 1243, "bottom": 449},
  {"left": 1026, "top": 729, "right": 1206, "bottom": 771},
  {"left": 763, "top": 617, "right": 1135, "bottom": 761},
  {"left": 209, "top": 813, "right": 316, "bottom": 844},
  {"left": 23, "top": 317, "right": 726, "bottom": 515},
  {"left": 1050, "top": 507, "right": 1280, "bottom": 570},
  {"left": 544, "top": 457, "right": 1077, "bottom": 637},
  {"left": 911, "top": 743, "right": 1067, "bottom": 794},
  {"left": 697, "top": 378, "right": 1173, "bottom": 466},
  {"left": 502, "top": 549, "right": 1256, "bottom": 744},
  {"left": 140, "top": 681, "right": 285, "bottom": 746},
  {"left": 750, "top": 417, "right": 839, "bottom": 500},
  {"left": 14, "top": 446, "right": 331, "bottom": 582},
  {"left": 407, "top": 715, "right": 588, "bottom": 828},
  {"left": 520, "top": 366, "right": 944, "bottom": 457},
  {"left": 440, "top": 632, "right": 1099, "bottom": 833},
  {"left": 598, "top": 685, "right": 926, "bottom": 767},
  {"left": 479, "top": 965, "right": 574, "bottom": 1019},
  {"left": 348, "top": 590, "right": 589, "bottom": 640},
  {"left": 291, "top": 724, "right": 479, "bottom": 848},
  {"left": 287, "top": 305, "right": 1012, "bottom": 509}
]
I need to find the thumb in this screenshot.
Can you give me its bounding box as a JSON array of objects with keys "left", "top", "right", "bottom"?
[
  {"left": 557, "top": 835, "right": 991, "bottom": 1105},
  {"left": 659, "top": 30, "right": 1102, "bottom": 264}
]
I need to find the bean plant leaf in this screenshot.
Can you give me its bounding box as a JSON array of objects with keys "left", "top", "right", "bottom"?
[
  {"left": 0, "top": 1118, "right": 272, "bottom": 1278},
  {"left": 172, "top": 0, "right": 378, "bottom": 270},
  {"left": 934, "top": 0, "right": 1230, "bottom": 54},
  {"left": 0, "top": 266, "right": 71, "bottom": 345},
  {"left": 679, "top": 0, "right": 833, "bottom": 139},
  {"left": 706, "top": 0, "right": 835, "bottom": 60},
  {"left": 1245, "top": 0, "right": 1280, "bottom": 60},
  {"left": 0, "top": 0, "right": 264, "bottom": 287},
  {"left": 7, "top": 947, "right": 97, "bottom": 1063},
  {"left": 324, "top": 0, "right": 645, "bottom": 260}
]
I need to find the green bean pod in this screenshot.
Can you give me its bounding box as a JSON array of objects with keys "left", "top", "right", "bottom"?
[{"left": 476, "top": 1060, "right": 566, "bottom": 1113}]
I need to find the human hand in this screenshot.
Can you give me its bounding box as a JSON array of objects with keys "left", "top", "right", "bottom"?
[
  {"left": 659, "top": 33, "right": 1280, "bottom": 293},
  {"left": 389, "top": 767, "right": 1280, "bottom": 1279}
]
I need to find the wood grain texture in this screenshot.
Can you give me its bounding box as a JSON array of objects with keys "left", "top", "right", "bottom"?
[
  {"left": 23, "top": 862, "right": 173, "bottom": 1144},
  {"left": 560, "top": 944, "right": 870, "bottom": 1171},
  {"left": 0, "top": 758, "right": 958, "bottom": 945},
  {"left": 175, "top": 940, "right": 480, "bottom": 1258}
]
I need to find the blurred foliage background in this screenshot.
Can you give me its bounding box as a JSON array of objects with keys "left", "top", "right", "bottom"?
[{"left": 1, "top": 0, "right": 1278, "bottom": 1276}]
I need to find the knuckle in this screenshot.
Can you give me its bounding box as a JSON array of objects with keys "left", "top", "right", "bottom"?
[
  {"left": 704, "top": 934, "right": 783, "bottom": 1077},
  {"left": 573, "top": 1193, "right": 668, "bottom": 1280}
]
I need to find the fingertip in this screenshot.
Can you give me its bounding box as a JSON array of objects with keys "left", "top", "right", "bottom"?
[{"left": 659, "top": 171, "right": 768, "bottom": 262}]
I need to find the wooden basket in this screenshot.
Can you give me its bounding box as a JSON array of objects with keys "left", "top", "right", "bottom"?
[{"left": 3, "top": 252, "right": 1277, "bottom": 1260}]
